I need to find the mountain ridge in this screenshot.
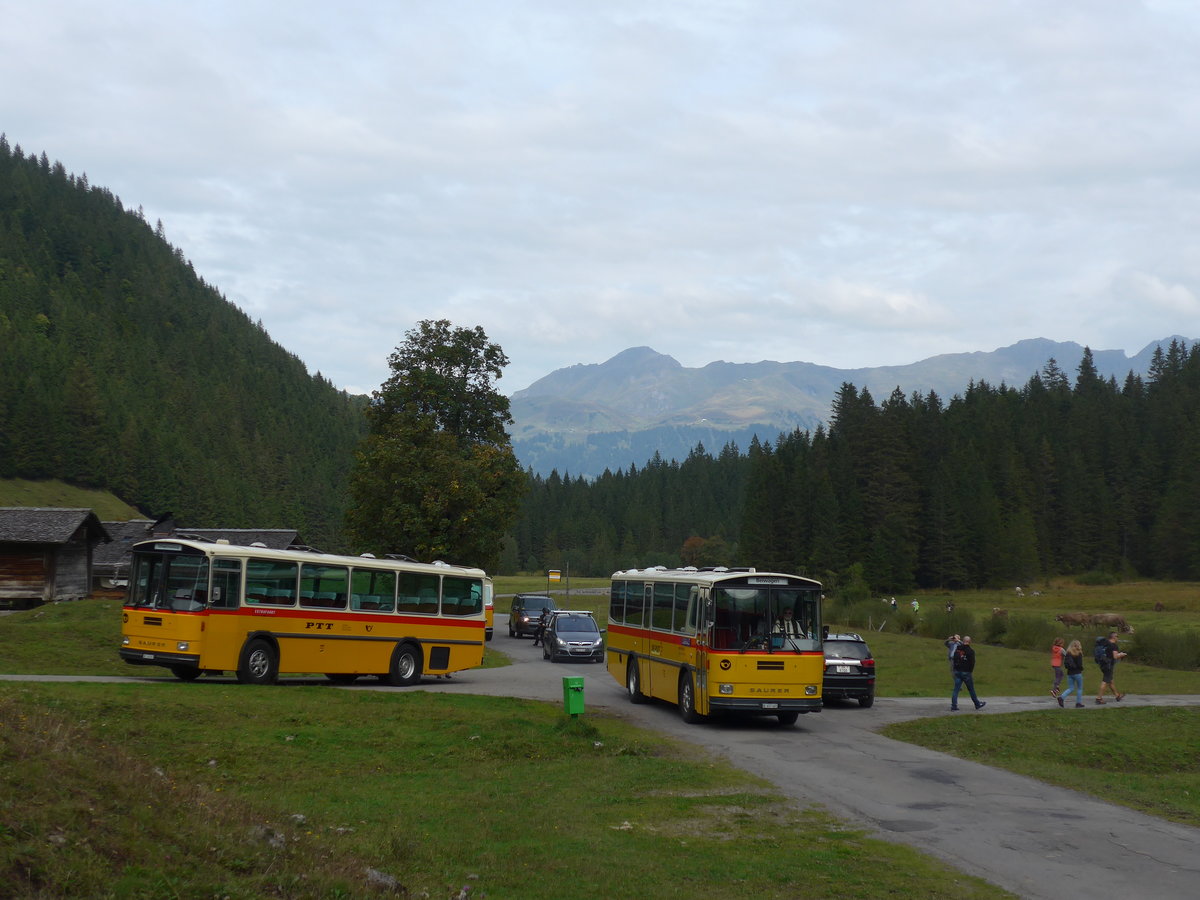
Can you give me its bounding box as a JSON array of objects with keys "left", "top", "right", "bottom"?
[{"left": 510, "top": 336, "right": 1195, "bottom": 476}]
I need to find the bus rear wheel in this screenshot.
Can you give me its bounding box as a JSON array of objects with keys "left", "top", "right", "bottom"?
[
  {"left": 237, "top": 638, "right": 279, "bottom": 685},
  {"left": 388, "top": 643, "right": 423, "bottom": 686},
  {"left": 679, "top": 672, "right": 702, "bottom": 724},
  {"left": 626, "top": 659, "right": 646, "bottom": 704}
]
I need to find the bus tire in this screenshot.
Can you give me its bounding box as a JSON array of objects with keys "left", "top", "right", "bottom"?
[
  {"left": 388, "top": 642, "right": 423, "bottom": 686},
  {"left": 777, "top": 711, "right": 799, "bottom": 726},
  {"left": 170, "top": 665, "right": 201, "bottom": 682},
  {"left": 626, "top": 659, "right": 646, "bottom": 704},
  {"left": 679, "top": 671, "right": 702, "bottom": 724},
  {"left": 237, "top": 638, "right": 279, "bottom": 685}
]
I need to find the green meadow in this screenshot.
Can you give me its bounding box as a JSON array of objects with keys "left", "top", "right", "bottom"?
[{"left": 2, "top": 578, "right": 1198, "bottom": 897}]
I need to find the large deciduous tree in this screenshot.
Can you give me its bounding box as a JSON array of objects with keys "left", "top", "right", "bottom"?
[{"left": 346, "top": 320, "right": 525, "bottom": 569}]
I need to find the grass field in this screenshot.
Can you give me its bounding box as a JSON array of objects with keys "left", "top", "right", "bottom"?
[
  {"left": 0, "top": 682, "right": 1010, "bottom": 899},
  {"left": 2, "top": 579, "right": 1198, "bottom": 897},
  {"left": 0, "top": 478, "right": 142, "bottom": 520}
]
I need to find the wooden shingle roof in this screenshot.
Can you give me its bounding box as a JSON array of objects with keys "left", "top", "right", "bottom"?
[{"left": 0, "top": 508, "right": 110, "bottom": 544}]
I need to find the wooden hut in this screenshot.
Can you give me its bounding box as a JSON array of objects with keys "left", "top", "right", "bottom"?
[{"left": 0, "top": 508, "right": 110, "bottom": 607}]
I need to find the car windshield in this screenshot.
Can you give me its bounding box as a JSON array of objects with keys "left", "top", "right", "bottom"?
[
  {"left": 556, "top": 615, "right": 598, "bottom": 633},
  {"left": 517, "top": 597, "right": 555, "bottom": 613},
  {"left": 825, "top": 641, "right": 870, "bottom": 660}
]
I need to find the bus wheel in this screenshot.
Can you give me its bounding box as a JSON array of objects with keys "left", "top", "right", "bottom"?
[
  {"left": 170, "top": 665, "right": 201, "bottom": 682},
  {"left": 679, "top": 672, "right": 702, "bottom": 724},
  {"left": 777, "top": 711, "right": 799, "bottom": 726},
  {"left": 388, "top": 643, "right": 423, "bottom": 686},
  {"left": 325, "top": 673, "right": 359, "bottom": 685},
  {"left": 626, "top": 659, "right": 646, "bottom": 704},
  {"left": 236, "top": 639, "right": 279, "bottom": 685}
]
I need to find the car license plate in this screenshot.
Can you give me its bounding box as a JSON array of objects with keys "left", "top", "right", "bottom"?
[{"left": 836, "top": 665, "right": 853, "bottom": 673}]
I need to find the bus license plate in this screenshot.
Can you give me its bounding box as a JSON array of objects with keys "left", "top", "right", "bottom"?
[{"left": 762, "top": 702, "right": 778, "bottom": 709}]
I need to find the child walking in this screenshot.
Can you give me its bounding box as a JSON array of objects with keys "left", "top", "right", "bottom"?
[
  {"left": 1062, "top": 640, "right": 1085, "bottom": 708},
  {"left": 1049, "top": 637, "right": 1066, "bottom": 703}
]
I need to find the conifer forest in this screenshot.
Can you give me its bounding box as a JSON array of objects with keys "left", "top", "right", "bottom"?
[{"left": 4, "top": 137, "right": 1200, "bottom": 587}]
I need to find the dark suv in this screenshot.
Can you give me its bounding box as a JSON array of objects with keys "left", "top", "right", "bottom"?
[
  {"left": 822, "top": 632, "right": 875, "bottom": 707},
  {"left": 509, "top": 594, "right": 557, "bottom": 638}
]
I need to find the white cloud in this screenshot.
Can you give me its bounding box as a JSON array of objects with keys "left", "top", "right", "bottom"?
[{"left": 4, "top": 1, "right": 1200, "bottom": 392}]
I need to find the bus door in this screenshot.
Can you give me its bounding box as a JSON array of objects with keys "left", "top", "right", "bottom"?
[
  {"left": 201, "top": 557, "right": 245, "bottom": 670},
  {"left": 646, "top": 582, "right": 675, "bottom": 702}
]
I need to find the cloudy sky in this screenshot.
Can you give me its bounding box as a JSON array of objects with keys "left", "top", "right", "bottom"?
[{"left": 4, "top": 1, "right": 1198, "bottom": 394}]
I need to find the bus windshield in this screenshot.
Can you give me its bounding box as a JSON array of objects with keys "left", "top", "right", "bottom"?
[
  {"left": 129, "top": 550, "right": 210, "bottom": 611},
  {"left": 712, "top": 585, "right": 820, "bottom": 650}
]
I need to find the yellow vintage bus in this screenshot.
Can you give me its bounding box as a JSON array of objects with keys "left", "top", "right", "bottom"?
[
  {"left": 120, "top": 538, "right": 487, "bottom": 685},
  {"left": 606, "top": 567, "right": 823, "bottom": 725}
]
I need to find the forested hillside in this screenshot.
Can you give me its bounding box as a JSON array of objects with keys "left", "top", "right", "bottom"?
[
  {"left": 0, "top": 137, "right": 366, "bottom": 549},
  {"left": 516, "top": 345, "right": 1200, "bottom": 587}
]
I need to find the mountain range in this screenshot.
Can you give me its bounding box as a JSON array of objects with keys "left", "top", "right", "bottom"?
[{"left": 509, "top": 336, "right": 1195, "bottom": 477}]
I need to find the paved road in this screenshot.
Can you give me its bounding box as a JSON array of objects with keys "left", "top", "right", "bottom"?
[
  {"left": 7, "top": 617, "right": 1198, "bottom": 899},
  {"left": 435, "top": 620, "right": 1200, "bottom": 900}
]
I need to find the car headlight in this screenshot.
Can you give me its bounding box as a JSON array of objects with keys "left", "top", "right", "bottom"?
[{"left": 555, "top": 636, "right": 567, "bottom": 646}]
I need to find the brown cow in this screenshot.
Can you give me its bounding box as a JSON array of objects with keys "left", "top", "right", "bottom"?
[
  {"left": 991, "top": 607, "right": 1008, "bottom": 618},
  {"left": 1154, "top": 601, "right": 1166, "bottom": 612},
  {"left": 1089, "top": 613, "right": 1133, "bottom": 633},
  {"left": 1054, "top": 612, "right": 1090, "bottom": 629}
]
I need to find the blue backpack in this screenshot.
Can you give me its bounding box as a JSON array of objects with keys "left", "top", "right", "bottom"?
[{"left": 1093, "top": 636, "right": 1109, "bottom": 665}]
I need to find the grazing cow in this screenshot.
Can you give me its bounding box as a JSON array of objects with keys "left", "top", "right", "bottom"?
[
  {"left": 992, "top": 607, "right": 1008, "bottom": 618},
  {"left": 1154, "top": 601, "right": 1165, "bottom": 612},
  {"left": 1014, "top": 586, "right": 1024, "bottom": 596},
  {"left": 1089, "top": 613, "right": 1132, "bottom": 633},
  {"left": 1054, "top": 612, "right": 1090, "bottom": 629}
]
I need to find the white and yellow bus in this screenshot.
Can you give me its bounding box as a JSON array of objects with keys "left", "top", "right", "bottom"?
[
  {"left": 120, "top": 538, "right": 487, "bottom": 685},
  {"left": 607, "top": 567, "right": 823, "bottom": 725}
]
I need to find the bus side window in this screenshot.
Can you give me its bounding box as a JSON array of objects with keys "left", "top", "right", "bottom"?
[
  {"left": 211, "top": 559, "right": 242, "bottom": 609},
  {"left": 608, "top": 581, "right": 625, "bottom": 625}
]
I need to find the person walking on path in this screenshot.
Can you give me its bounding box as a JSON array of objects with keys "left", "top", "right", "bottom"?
[
  {"left": 950, "top": 635, "right": 986, "bottom": 711},
  {"left": 1095, "top": 631, "right": 1128, "bottom": 704},
  {"left": 1049, "top": 637, "right": 1066, "bottom": 702},
  {"left": 1062, "top": 640, "right": 1086, "bottom": 707}
]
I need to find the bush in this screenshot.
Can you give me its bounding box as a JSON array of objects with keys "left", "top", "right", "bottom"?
[
  {"left": 921, "top": 608, "right": 978, "bottom": 643},
  {"left": 1127, "top": 626, "right": 1200, "bottom": 670},
  {"left": 982, "top": 612, "right": 1009, "bottom": 644},
  {"left": 1000, "top": 614, "right": 1061, "bottom": 652}
]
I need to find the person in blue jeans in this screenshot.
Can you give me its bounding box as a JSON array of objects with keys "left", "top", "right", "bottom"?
[
  {"left": 1062, "top": 639, "right": 1086, "bottom": 708},
  {"left": 950, "top": 635, "right": 986, "bottom": 711}
]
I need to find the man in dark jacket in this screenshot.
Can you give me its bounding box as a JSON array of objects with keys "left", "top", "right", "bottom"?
[
  {"left": 532, "top": 607, "right": 551, "bottom": 647},
  {"left": 951, "top": 636, "right": 987, "bottom": 711}
]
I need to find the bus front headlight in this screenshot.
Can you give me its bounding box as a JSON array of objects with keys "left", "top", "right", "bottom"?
[
  {"left": 719, "top": 683, "right": 734, "bottom": 695},
  {"left": 805, "top": 685, "right": 818, "bottom": 695},
  {"left": 176, "top": 641, "right": 190, "bottom": 652}
]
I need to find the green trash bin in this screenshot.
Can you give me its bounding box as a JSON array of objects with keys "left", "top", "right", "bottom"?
[{"left": 562, "top": 675, "right": 585, "bottom": 717}]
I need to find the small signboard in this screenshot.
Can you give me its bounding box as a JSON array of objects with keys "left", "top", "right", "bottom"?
[{"left": 548, "top": 569, "right": 561, "bottom": 582}]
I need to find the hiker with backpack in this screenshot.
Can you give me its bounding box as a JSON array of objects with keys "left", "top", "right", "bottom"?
[
  {"left": 1062, "top": 640, "right": 1085, "bottom": 707},
  {"left": 1094, "top": 631, "right": 1127, "bottom": 704},
  {"left": 950, "top": 635, "right": 986, "bottom": 711}
]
